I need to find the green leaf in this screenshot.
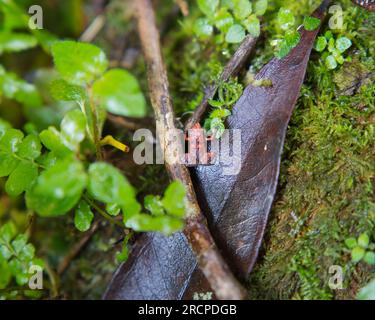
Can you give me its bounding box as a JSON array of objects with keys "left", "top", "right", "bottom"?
[
  {"left": 0, "top": 222, "right": 17, "bottom": 244},
  {"left": 194, "top": 18, "right": 214, "bottom": 38},
  {"left": 88, "top": 162, "right": 135, "bottom": 206},
  {"left": 351, "top": 246, "right": 365, "bottom": 263},
  {"left": 303, "top": 16, "right": 321, "bottom": 31},
  {"left": 242, "top": 15, "right": 260, "bottom": 37},
  {"left": 116, "top": 241, "right": 129, "bottom": 263},
  {"left": 254, "top": 0, "right": 268, "bottom": 16},
  {"left": 39, "top": 127, "right": 72, "bottom": 158},
  {"left": 325, "top": 55, "right": 338, "bottom": 70},
  {"left": 74, "top": 200, "right": 94, "bottom": 232},
  {"left": 105, "top": 203, "right": 121, "bottom": 217},
  {"left": 225, "top": 24, "right": 246, "bottom": 43},
  {"left": 144, "top": 195, "right": 164, "bottom": 216},
  {"left": 0, "top": 118, "right": 11, "bottom": 139},
  {"left": 332, "top": 49, "right": 344, "bottom": 64},
  {"left": 232, "top": 0, "right": 252, "bottom": 20},
  {"left": 357, "top": 280, "right": 375, "bottom": 300},
  {"left": 11, "top": 234, "right": 27, "bottom": 255},
  {"left": 210, "top": 117, "right": 226, "bottom": 138},
  {"left": 0, "top": 152, "right": 19, "bottom": 177},
  {"left": 50, "top": 79, "right": 85, "bottom": 102},
  {"left": 0, "top": 32, "right": 37, "bottom": 54},
  {"left": 345, "top": 237, "right": 357, "bottom": 249},
  {"left": 162, "top": 181, "right": 186, "bottom": 218},
  {"left": 60, "top": 109, "right": 86, "bottom": 150},
  {"left": 210, "top": 108, "right": 231, "bottom": 119},
  {"left": 0, "top": 260, "right": 11, "bottom": 289},
  {"left": 363, "top": 252, "right": 375, "bottom": 265},
  {"left": 284, "top": 31, "right": 301, "bottom": 48},
  {"left": 336, "top": 37, "right": 352, "bottom": 53},
  {"left": 51, "top": 41, "right": 108, "bottom": 85},
  {"left": 17, "top": 134, "right": 42, "bottom": 160},
  {"left": 277, "top": 8, "right": 295, "bottom": 31},
  {"left": 358, "top": 233, "right": 370, "bottom": 248},
  {"left": 92, "top": 69, "right": 146, "bottom": 118},
  {"left": 0, "top": 71, "right": 42, "bottom": 107},
  {"left": 5, "top": 160, "right": 38, "bottom": 196},
  {"left": 26, "top": 158, "right": 87, "bottom": 217},
  {"left": 314, "top": 36, "right": 327, "bottom": 52},
  {"left": 0, "top": 128, "right": 24, "bottom": 153},
  {"left": 197, "top": 0, "right": 219, "bottom": 16},
  {"left": 213, "top": 8, "right": 234, "bottom": 33},
  {"left": 125, "top": 214, "right": 184, "bottom": 236}
]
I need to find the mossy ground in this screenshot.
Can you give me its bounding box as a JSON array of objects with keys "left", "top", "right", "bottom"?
[{"left": 166, "top": 0, "right": 374, "bottom": 299}]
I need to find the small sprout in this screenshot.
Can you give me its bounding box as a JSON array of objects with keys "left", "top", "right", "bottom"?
[{"left": 100, "top": 135, "right": 130, "bottom": 152}]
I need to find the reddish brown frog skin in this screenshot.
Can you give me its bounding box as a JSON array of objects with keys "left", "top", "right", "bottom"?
[
  {"left": 183, "top": 123, "right": 214, "bottom": 166},
  {"left": 352, "top": 0, "right": 375, "bottom": 11}
]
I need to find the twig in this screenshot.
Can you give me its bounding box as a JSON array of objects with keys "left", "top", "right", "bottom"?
[
  {"left": 57, "top": 220, "right": 101, "bottom": 275},
  {"left": 184, "top": 34, "right": 258, "bottom": 131},
  {"left": 176, "top": 0, "right": 189, "bottom": 16},
  {"left": 107, "top": 113, "right": 153, "bottom": 131},
  {"left": 134, "top": 0, "right": 246, "bottom": 300},
  {"left": 80, "top": 14, "right": 106, "bottom": 42}
]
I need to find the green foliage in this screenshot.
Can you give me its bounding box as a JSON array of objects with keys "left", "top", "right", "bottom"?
[
  {"left": 194, "top": 0, "right": 267, "bottom": 43},
  {"left": 74, "top": 200, "right": 94, "bottom": 232},
  {"left": 204, "top": 78, "right": 243, "bottom": 138},
  {"left": 92, "top": 69, "right": 146, "bottom": 118},
  {"left": 0, "top": 222, "right": 43, "bottom": 291},
  {"left": 302, "top": 16, "right": 320, "bottom": 31},
  {"left": 0, "top": 32, "right": 37, "bottom": 54},
  {"left": 345, "top": 233, "right": 375, "bottom": 265},
  {"left": 357, "top": 279, "right": 375, "bottom": 300},
  {"left": 314, "top": 31, "right": 352, "bottom": 70},
  {"left": 51, "top": 41, "right": 108, "bottom": 85}
]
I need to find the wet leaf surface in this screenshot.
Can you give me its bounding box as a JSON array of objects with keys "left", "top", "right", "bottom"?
[{"left": 104, "top": 2, "right": 329, "bottom": 300}]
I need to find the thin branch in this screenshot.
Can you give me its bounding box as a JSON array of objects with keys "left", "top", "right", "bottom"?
[
  {"left": 184, "top": 34, "right": 258, "bottom": 131},
  {"left": 57, "top": 220, "right": 101, "bottom": 275},
  {"left": 134, "top": 0, "right": 246, "bottom": 300}
]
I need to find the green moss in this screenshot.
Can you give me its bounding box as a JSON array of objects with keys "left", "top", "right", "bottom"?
[{"left": 249, "top": 3, "right": 374, "bottom": 300}]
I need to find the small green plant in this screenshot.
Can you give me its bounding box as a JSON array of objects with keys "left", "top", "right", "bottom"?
[
  {"left": 272, "top": 8, "right": 320, "bottom": 59},
  {"left": 204, "top": 78, "right": 243, "bottom": 138},
  {"left": 314, "top": 31, "right": 352, "bottom": 70},
  {"left": 194, "top": 0, "right": 268, "bottom": 44},
  {"left": 345, "top": 233, "right": 375, "bottom": 265},
  {"left": 0, "top": 222, "right": 43, "bottom": 294}
]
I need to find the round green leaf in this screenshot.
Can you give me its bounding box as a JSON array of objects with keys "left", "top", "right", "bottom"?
[
  {"left": 225, "top": 24, "right": 246, "bottom": 43},
  {"left": 0, "top": 32, "right": 37, "bottom": 54},
  {"left": 358, "top": 233, "right": 370, "bottom": 248},
  {"left": 197, "top": 0, "right": 219, "bottom": 16},
  {"left": 303, "top": 16, "right": 321, "bottom": 31},
  {"left": 325, "top": 55, "right": 338, "bottom": 70},
  {"left": 345, "top": 237, "right": 357, "bottom": 249},
  {"left": 336, "top": 37, "right": 352, "bottom": 53},
  {"left": 242, "top": 15, "right": 260, "bottom": 37},
  {"left": 232, "top": 0, "right": 252, "bottom": 20},
  {"left": 214, "top": 9, "right": 234, "bottom": 33},
  {"left": 144, "top": 195, "right": 164, "bottom": 216},
  {"left": 277, "top": 8, "right": 295, "bottom": 31},
  {"left": 254, "top": 0, "right": 268, "bottom": 16},
  {"left": 17, "top": 134, "right": 42, "bottom": 160},
  {"left": 92, "top": 69, "right": 146, "bottom": 118},
  {"left": 314, "top": 36, "right": 327, "bottom": 52},
  {"left": 0, "top": 152, "right": 19, "bottom": 177},
  {"left": 0, "top": 128, "right": 24, "bottom": 153},
  {"left": 162, "top": 181, "right": 186, "bottom": 218},
  {"left": 39, "top": 127, "right": 72, "bottom": 158},
  {"left": 364, "top": 252, "right": 375, "bottom": 265},
  {"left": 5, "top": 160, "right": 38, "bottom": 196},
  {"left": 74, "top": 200, "right": 94, "bottom": 232},
  {"left": 88, "top": 162, "right": 135, "bottom": 206},
  {"left": 51, "top": 41, "right": 108, "bottom": 85},
  {"left": 351, "top": 246, "right": 365, "bottom": 263},
  {"left": 60, "top": 109, "right": 86, "bottom": 150},
  {"left": 26, "top": 159, "right": 87, "bottom": 217},
  {"left": 194, "top": 18, "right": 214, "bottom": 38}
]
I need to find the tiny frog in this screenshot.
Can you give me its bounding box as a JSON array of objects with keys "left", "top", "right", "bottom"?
[{"left": 182, "top": 123, "right": 215, "bottom": 166}]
